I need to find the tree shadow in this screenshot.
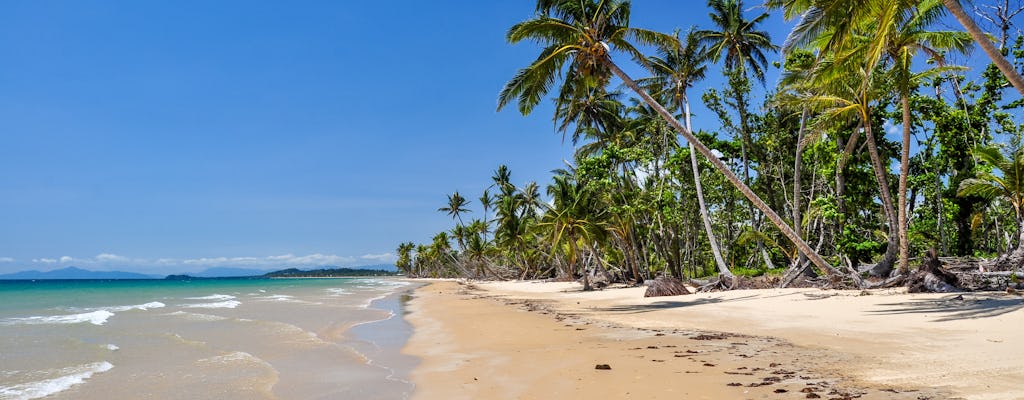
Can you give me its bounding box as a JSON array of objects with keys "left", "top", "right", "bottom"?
[
  {"left": 593, "top": 294, "right": 761, "bottom": 314},
  {"left": 868, "top": 294, "right": 1024, "bottom": 322}
]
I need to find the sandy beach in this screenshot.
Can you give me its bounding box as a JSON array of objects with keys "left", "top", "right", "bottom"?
[{"left": 403, "top": 280, "right": 1024, "bottom": 400}]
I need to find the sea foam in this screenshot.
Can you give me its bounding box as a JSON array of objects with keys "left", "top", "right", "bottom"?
[
  {"left": 184, "top": 294, "right": 236, "bottom": 301},
  {"left": 0, "top": 361, "right": 113, "bottom": 400},
  {"left": 4, "top": 310, "right": 114, "bottom": 326},
  {"left": 100, "top": 301, "right": 166, "bottom": 313},
  {"left": 182, "top": 300, "right": 241, "bottom": 309}
]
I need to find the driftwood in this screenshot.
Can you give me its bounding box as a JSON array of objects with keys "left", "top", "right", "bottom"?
[
  {"left": 644, "top": 276, "right": 691, "bottom": 297},
  {"left": 906, "top": 249, "right": 960, "bottom": 293},
  {"left": 956, "top": 271, "right": 1024, "bottom": 291}
]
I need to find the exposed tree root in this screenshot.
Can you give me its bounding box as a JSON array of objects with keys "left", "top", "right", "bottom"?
[{"left": 644, "top": 276, "right": 691, "bottom": 297}]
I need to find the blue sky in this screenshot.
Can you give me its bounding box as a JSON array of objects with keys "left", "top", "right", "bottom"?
[{"left": 0, "top": 1, "right": 1010, "bottom": 274}]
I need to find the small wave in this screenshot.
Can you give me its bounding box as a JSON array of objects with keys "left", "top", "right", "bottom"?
[
  {"left": 0, "top": 361, "right": 113, "bottom": 400},
  {"left": 182, "top": 300, "right": 241, "bottom": 309},
  {"left": 164, "top": 311, "right": 228, "bottom": 321},
  {"left": 4, "top": 310, "right": 114, "bottom": 326},
  {"left": 353, "top": 279, "right": 410, "bottom": 288},
  {"left": 104, "top": 344, "right": 119, "bottom": 351},
  {"left": 325, "top": 288, "right": 349, "bottom": 296},
  {"left": 255, "top": 295, "right": 320, "bottom": 305},
  {"left": 197, "top": 352, "right": 274, "bottom": 369},
  {"left": 101, "top": 301, "right": 166, "bottom": 312},
  {"left": 359, "top": 294, "right": 390, "bottom": 309},
  {"left": 184, "top": 294, "right": 236, "bottom": 301}
]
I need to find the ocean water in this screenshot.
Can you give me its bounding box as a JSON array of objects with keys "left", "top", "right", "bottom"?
[{"left": 0, "top": 277, "right": 418, "bottom": 400}]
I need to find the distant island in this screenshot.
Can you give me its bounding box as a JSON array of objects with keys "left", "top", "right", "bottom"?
[{"left": 0, "top": 265, "right": 399, "bottom": 280}]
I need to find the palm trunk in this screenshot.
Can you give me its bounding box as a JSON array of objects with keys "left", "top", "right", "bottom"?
[
  {"left": 793, "top": 107, "right": 809, "bottom": 266},
  {"left": 604, "top": 59, "right": 841, "bottom": 278},
  {"left": 863, "top": 120, "right": 899, "bottom": 276},
  {"left": 943, "top": 0, "right": 1024, "bottom": 96},
  {"left": 683, "top": 95, "right": 732, "bottom": 278},
  {"left": 897, "top": 94, "right": 912, "bottom": 274}
]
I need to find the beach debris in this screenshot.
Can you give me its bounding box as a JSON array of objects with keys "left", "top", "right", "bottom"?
[
  {"left": 691, "top": 333, "right": 729, "bottom": 340},
  {"left": 906, "top": 249, "right": 960, "bottom": 293},
  {"left": 644, "top": 276, "right": 691, "bottom": 297},
  {"left": 774, "top": 388, "right": 788, "bottom": 393},
  {"left": 594, "top": 364, "right": 611, "bottom": 370},
  {"left": 804, "top": 393, "right": 821, "bottom": 399}
]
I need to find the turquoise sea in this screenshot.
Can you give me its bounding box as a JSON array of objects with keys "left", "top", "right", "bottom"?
[{"left": 0, "top": 278, "right": 418, "bottom": 400}]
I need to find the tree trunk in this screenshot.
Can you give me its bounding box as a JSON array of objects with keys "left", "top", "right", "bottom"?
[
  {"left": 863, "top": 121, "right": 899, "bottom": 277},
  {"left": 792, "top": 107, "right": 809, "bottom": 269},
  {"left": 898, "top": 94, "right": 912, "bottom": 275},
  {"left": 604, "top": 59, "right": 842, "bottom": 278},
  {"left": 684, "top": 96, "right": 732, "bottom": 278},
  {"left": 836, "top": 125, "right": 862, "bottom": 225},
  {"left": 943, "top": 0, "right": 1024, "bottom": 96}
]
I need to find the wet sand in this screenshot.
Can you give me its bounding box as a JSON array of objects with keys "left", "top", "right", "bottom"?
[{"left": 404, "top": 280, "right": 1024, "bottom": 400}]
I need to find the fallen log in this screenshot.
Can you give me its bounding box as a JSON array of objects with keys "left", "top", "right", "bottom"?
[{"left": 956, "top": 271, "right": 1024, "bottom": 292}]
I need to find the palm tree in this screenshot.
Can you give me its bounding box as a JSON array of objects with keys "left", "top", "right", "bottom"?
[
  {"left": 499, "top": 0, "right": 838, "bottom": 276},
  {"left": 942, "top": 0, "right": 1024, "bottom": 96},
  {"left": 697, "top": 0, "right": 776, "bottom": 84},
  {"left": 479, "top": 189, "right": 494, "bottom": 241},
  {"left": 395, "top": 242, "right": 415, "bottom": 275},
  {"left": 491, "top": 165, "right": 514, "bottom": 197},
  {"left": 697, "top": 0, "right": 779, "bottom": 270},
  {"left": 438, "top": 191, "right": 471, "bottom": 226},
  {"left": 641, "top": 28, "right": 732, "bottom": 279},
  {"left": 772, "top": 0, "right": 973, "bottom": 275},
  {"left": 878, "top": 1, "right": 973, "bottom": 274},
  {"left": 542, "top": 173, "right": 606, "bottom": 290},
  {"left": 959, "top": 144, "right": 1024, "bottom": 269}
]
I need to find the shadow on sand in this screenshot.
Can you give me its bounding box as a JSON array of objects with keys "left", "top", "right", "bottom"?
[
  {"left": 869, "top": 294, "right": 1024, "bottom": 322},
  {"left": 592, "top": 294, "right": 761, "bottom": 314}
]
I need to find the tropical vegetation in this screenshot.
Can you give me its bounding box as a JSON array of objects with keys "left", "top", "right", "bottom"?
[{"left": 396, "top": 0, "right": 1024, "bottom": 290}]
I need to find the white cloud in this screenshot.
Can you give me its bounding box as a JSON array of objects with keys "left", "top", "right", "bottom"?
[
  {"left": 181, "top": 253, "right": 357, "bottom": 267},
  {"left": 95, "top": 253, "right": 129, "bottom": 263},
  {"left": 0, "top": 257, "right": 14, "bottom": 263},
  {"left": 23, "top": 252, "right": 388, "bottom": 273},
  {"left": 360, "top": 253, "right": 396, "bottom": 263}
]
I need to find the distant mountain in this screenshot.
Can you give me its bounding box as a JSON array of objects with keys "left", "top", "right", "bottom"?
[{"left": 0, "top": 266, "right": 160, "bottom": 280}]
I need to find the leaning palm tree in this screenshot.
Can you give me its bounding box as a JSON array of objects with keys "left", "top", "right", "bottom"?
[
  {"left": 498, "top": 0, "right": 838, "bottom": 276},
  {"left": 640, "top": 28, "right": 732, "bottom": 279},
  {"left": 438, "top": 191, "right": 471, "bottom": 226},
  {"left": 942, "top": 0, "right": 1024, "bottom": 95},
  {"left": 959, "top": 144, "right": 1024, "bottom": 269}
]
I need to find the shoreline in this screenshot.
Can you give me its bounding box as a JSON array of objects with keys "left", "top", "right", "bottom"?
[{"left": 402, "top": 279, "right": 1024, "bottom": 399}]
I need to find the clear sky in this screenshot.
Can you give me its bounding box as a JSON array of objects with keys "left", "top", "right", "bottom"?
[{"left": 0, "top": 1, "right": 1007, "bottom": 274}]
